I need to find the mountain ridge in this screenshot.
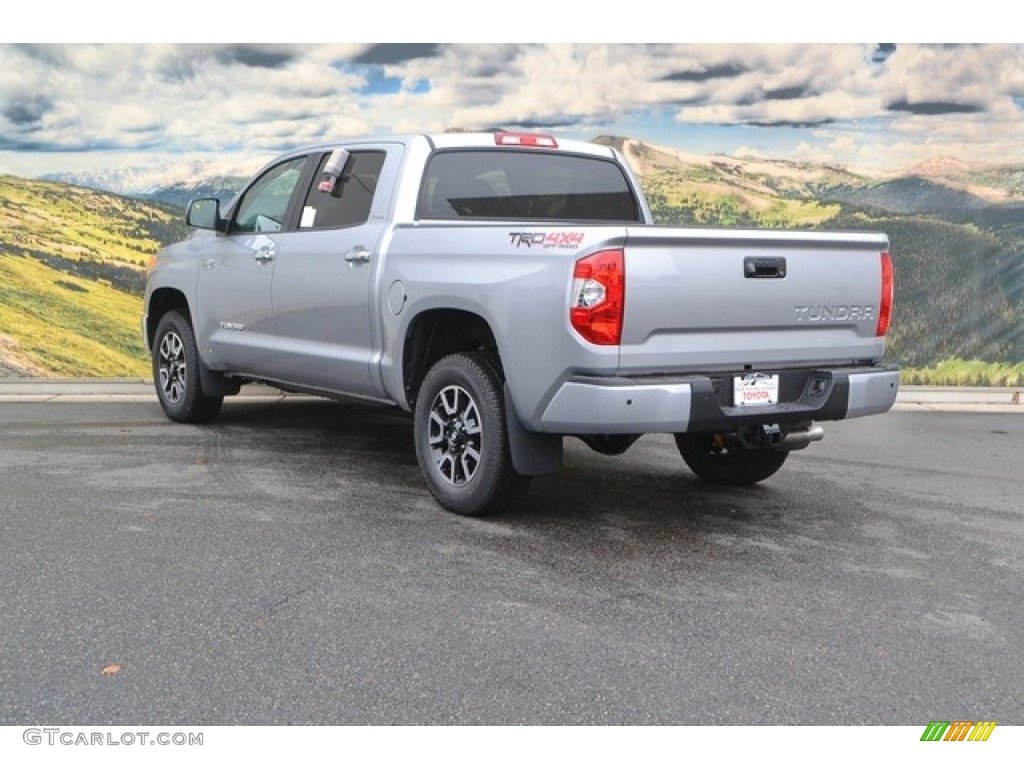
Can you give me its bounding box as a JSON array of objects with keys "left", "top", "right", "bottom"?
[
  {"left": 592, "top": 135, "right": 1024, "bottom": 212},
  {"left": 41, "top": 136, "right": 1024, "bottom": 211},
  {"left": 3, "top": 135, "right": 1022, "bottom": 377}
]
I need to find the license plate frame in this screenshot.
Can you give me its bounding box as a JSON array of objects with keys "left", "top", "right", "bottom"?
[{"left": 733, "top": 373, "right": 780, "bottom": 407}]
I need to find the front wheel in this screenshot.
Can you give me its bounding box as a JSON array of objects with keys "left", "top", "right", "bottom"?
[
  {"left": 152, "top": 310, "right": 223, "bottom": 423},
  {"left": 675, "top": 433, "right": 788, "bottom": 486},
  {"left": 414, "top": 352, "right": 530, "bottom": 515}
]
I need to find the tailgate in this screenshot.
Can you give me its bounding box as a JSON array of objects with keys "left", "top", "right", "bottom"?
[{"left": 620, "top": 227, "right": 890, "bottom": 372}]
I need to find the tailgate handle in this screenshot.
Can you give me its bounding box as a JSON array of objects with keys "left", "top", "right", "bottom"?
[{"left": 744, "top": 256, "right": 787, "bottom": 279}]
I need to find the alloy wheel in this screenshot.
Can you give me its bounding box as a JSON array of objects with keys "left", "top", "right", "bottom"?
[{"left": 427, "top": 384, "right": 483, "bottom": 486}]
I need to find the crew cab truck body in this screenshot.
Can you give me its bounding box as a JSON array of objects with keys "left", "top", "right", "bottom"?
[{"left": 143, "top": 132, "right": 898, "bottom": 515}]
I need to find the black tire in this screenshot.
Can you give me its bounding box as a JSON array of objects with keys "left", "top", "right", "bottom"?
[
  {"left": 675, "top": 433, "right": 788, "bottom": 486},
  {"left": 414, "top": 352, "right": 530, "bottom": 515},
  {"left": 151, "top": 310, "right": 223, "bottom": 423}
]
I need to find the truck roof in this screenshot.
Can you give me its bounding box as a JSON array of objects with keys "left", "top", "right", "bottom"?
[
  {"left": 288, "top": 131, "right": 618, "bottom": 158},
  {"left": 426, "top": 132, "right": 617, "bottom": 157}
]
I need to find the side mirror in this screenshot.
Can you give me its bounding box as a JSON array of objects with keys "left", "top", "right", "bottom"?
[{"left": 186, "top": 198, "right": 225, "bottom": 231}]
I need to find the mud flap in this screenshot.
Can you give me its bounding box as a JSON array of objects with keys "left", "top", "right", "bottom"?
[
  {"left": 504, "top": 385, "right": 562, "bottom": 475},
  {"left": 199, "top": 362, "right": 241, "bottom": 397}
]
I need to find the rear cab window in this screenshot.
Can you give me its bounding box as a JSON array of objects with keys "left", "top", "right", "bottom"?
[{"left": 417, "top": 149, "right": 643, "bottom": 223}]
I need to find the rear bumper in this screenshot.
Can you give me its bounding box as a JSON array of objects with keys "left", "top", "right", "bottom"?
[{"left": 538, "top": 365, "right": 899, "bottom": 434}]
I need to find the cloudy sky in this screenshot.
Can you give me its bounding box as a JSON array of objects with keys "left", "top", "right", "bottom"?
[{"left": 1, "top": 41, "right": 1022, "bottom": 184}]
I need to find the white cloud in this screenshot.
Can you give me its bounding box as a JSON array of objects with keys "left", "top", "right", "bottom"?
[
  {"left": 1, "top": 43, "right": 1022, "bottom": 177},
  {"left": 883, "top": 44, "right": 1024, "bottom": 109}
]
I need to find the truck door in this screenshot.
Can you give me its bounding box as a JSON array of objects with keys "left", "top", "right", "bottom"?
[
  {"left": 268, "top": 146, "right": 400, "bottom": 397},
  {"left": 195, "top": 155, "right": 311, "bottom": 374}
]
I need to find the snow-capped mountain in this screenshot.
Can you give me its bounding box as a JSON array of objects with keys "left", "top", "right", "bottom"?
[{"left": 40, "top": 156, "right": 267, "bottom": 198}]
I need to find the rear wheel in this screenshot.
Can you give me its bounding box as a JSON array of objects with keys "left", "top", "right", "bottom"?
[
  {"left": 675, "top": 433, "right": 788, "bottom": 486},
  {"left": 414, "top": 352, "right": 530, "bottom": 515},
  {"left": 152, "top": 310, "right": 223, "bottom": 423}
]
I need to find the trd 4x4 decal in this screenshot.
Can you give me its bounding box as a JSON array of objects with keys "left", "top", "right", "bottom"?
[{"left": 509, "top": 231, "right": 585, "bottom": 249}]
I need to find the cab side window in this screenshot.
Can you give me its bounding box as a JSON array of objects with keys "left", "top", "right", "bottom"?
[
  {"left": 298, "top": 151, "right": 386, "bottom": 230},
  {"left": 233, "top": 156, "right": 308, "bottom": 233}
]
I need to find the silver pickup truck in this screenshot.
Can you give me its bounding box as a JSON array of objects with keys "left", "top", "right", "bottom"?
[{"left": 143, "top": 131, "right": 898, "bottom": 515}]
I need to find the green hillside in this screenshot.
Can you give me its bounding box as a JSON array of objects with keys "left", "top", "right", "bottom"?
[
  {"left": 630, "top": 145, "right": 1024, "bottom": 378},
  {"left": 1, "top": 140, "right": 1022, "bottom": 384},
  {"left": 644, "top": 192, "right": 1024, "bottom": 375},
  {"left": 0, "top": 175, "right": 188, "bottom": 376},
  {"left": 824, "top": 210, "right": 1023, "bottom": 367},
  {"left": 644, "top": 170, "right": 842, "bottom": 229}
]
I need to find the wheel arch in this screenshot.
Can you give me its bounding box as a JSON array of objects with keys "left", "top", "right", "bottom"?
[
  {"left": 401, "top": 308, "right": 498, "bottom": 411},
  {"left": 146, "top": 287, "right": 191, "bottom": 351}
]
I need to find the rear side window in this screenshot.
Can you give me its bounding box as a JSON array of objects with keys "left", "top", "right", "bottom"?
[
  {"left": 417, "top": 149, "right": 642, "bottom": 222},
  {"left": 299, "top": 151, "right": 386, "bottom": 230}
]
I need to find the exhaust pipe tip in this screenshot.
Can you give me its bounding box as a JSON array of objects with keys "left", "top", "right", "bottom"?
[{"left": 781, "top": 425, "right": 825, "bottom": 450}]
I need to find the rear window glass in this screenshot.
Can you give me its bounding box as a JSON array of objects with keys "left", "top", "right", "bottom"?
[{"left": 418, "top": 149, "right": 641, "bottom": 222}]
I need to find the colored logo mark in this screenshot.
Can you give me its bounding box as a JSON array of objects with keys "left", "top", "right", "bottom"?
[{"left": 920, "top": 720, "right": 996, "bottom": 742}]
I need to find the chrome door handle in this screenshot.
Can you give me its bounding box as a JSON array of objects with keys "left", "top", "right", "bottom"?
[
  {"left": 344, "top": 247, "right": 372, "bottom": 263},
  {"left": 253, "top": 247, "right": 275, "bottom": 263}
]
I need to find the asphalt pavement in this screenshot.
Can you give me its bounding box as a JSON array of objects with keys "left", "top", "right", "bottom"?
[{"left": 1, "top": 384, "right": 1021, "bottom": 725}]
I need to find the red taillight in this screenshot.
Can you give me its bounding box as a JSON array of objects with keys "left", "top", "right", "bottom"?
[
  {"left": 876, "top": 251, "right": 894, "bottom": 337},
  {"left": 495, "top": 131, "right": 558, "bottom": 148},
  {"left": 570, "top": 249, "right": 625, "bottom": 345}
]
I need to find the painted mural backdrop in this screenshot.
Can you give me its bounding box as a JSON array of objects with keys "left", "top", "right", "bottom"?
[{"left": 1, "top": 44, "right": 1021, "bottom": 382}]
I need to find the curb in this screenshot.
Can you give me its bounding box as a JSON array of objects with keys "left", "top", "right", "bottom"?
[
  {"left": 0, "top": 379, "right": 1021, "bottom": 412},
  {"left": 0, "top": 378, "right": 314, "bottom": 404}
]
